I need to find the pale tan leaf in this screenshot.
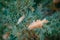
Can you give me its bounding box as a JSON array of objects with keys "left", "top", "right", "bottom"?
[{"left": 28, "top": 18, "right": 48, "bottom": 30}]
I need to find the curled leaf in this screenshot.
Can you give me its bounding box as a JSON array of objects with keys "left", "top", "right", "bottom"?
[{"left": 28, "top": 18, "right": 48, "bottom": 30}]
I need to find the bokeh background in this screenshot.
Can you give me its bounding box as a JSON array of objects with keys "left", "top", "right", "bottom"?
[{"left": 0, "top": 0, "right": 60, "bottom": 40}]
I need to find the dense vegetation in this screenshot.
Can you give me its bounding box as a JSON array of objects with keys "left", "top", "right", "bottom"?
[{"left": 0, "top": 0, "right": 60, "bottom": 40}]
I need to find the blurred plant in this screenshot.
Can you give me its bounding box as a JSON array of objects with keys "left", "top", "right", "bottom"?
[{"left": 0, "top": 0, "right": 60, "bottom": 40}]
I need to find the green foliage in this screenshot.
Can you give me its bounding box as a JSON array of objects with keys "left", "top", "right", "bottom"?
[{"left": 0, "top": 0, "right": 60, "bottom": 40}]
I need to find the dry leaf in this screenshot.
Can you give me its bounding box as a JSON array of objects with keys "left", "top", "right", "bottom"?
[
  {"left": 3, "top": 32, "right": 10, "bottom": 40},
  {"left": 53, "top": 0, "right": 60, "bottom": 3},
  {"left": 28, "top": 18, "right": 48, "bottom": 30},
  {"left": 17, "top": 15, "right": 25, "bottom": 25}
]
